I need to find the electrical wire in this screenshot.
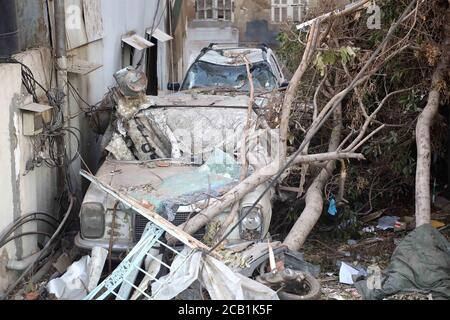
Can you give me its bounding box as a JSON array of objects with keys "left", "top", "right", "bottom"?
[
  {"left": 0, "top": 219, "right": 57, "bottom": 245},
  {"left": 4, "top": 196, "right": 75, "bottom": 298},
  {"left": 0, "top": 213, "right": 59, "bottom": 248},
  {"left": 0, "top": 57, "right": 48, "bottom": 102},
  {"left": 0, "top": 232, "right": 53, "bottom": 249}
]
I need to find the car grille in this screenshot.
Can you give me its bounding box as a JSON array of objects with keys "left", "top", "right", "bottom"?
[{"left": 134, "top": 212, "right": 205, "bottom": 243}]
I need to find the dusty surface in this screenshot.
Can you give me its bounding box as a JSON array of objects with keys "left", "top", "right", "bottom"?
[{"left": 298, "top": 208, "right": 450, "bottom": 300}]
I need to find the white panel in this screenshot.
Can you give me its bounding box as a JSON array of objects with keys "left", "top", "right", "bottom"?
[
  {"left": 147, "top": 28, "right": 173, "bottom": 42},
  {"left": 122, "top": 34, "right": 154, "bottom": 51}
]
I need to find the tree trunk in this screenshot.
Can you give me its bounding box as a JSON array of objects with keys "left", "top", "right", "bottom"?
[
  {"left": 284, "top": 103, "right": 342, "bottom": 251},
  {"left": 178, "top": 150, "right": 362, "bottom": 238},
  {"left": 415, "top": 34, "right": 450, "bottom": 227}
]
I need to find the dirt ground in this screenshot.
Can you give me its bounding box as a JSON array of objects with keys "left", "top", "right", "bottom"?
[
  {"left": 10, "top": 205, "right": 450, "bottom": 301},
  {"left": 299, "top": 208, "right": 450, "bottom": 300}
]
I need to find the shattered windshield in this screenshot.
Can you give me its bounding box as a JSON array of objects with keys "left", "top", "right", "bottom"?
[{"left": 181, "top": 61, "right": 278, "bottom": 92}]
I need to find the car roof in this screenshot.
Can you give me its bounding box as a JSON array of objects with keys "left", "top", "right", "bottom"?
[{"left": 198, "top": 47, "right": 268, "bottom": 66}]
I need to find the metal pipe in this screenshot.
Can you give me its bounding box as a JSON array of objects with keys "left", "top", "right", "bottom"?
[
  {"left": 54, "top": 0, "right": 67, "bottom": 59},
  {"left": 53, "top": 0, "right": 71, "bottom": 208},
  {"left": 7, "top": 251, "right": 43, "bottom": 271},
  {"left": 0, "top": 0, "right": 19, "bottom": 57}
]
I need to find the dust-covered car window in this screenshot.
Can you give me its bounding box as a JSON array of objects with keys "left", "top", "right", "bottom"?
[{"left": 181, "top": 61, "right": 278, "bottom": 92}]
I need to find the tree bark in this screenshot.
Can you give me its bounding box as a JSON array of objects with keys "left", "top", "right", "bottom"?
[
  {"left": 415, "top": 33, "right": 450, "bottom": 227},
  {"left": 178, "top": 150, "right": 362, "bottom": 238},
  {"left": 283, "top": 103, "right": 342, "bottom": 251},
  {"left": 279, "top": 21, "right": 320, "bottom": 162}
]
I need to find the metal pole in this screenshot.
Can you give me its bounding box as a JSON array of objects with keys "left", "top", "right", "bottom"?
[
  {"left": 54, "top": 0, "right": 70, "bottom": 203},
  {"left": 0, "top": 0, "right": 19, "bottom": 57}
]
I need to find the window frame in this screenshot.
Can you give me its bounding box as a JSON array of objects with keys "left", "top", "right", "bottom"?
[
  {"left": 195, "top": 0, "right": 234, "bottom": 22},
  {"left": 271, "top": 0, "right": 305, "bottom": 24}
]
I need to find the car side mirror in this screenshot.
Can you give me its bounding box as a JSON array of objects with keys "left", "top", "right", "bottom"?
[
  {"left": 280, "top": 81, "right": 289, "bottom": 89},
  {"left": 167, "top": 82, "right": 180, "bottom": 91}
]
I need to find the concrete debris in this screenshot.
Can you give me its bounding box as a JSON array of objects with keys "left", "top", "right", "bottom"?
[
  {"left": 87, "top": 247, "right": 108, "bottom": 292},
  {"left": 106, "top": 133, "right": 135, "bottom": 161},
  {"left": 46, "top": 247, "right": 108, "bottom": 300}
]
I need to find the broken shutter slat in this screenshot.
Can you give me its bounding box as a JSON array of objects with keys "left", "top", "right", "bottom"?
[
  {"left": 122, "top": 34, "right": 155, "bottom": 51},
  {"left": 146, "top": 28, "right": 173, "bottom": 42}
]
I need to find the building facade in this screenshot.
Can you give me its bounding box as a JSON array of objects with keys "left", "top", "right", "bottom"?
[
  {"left": 0, "top": 0, "right": 172, "bottom": 294},
  {"left": 170, "top": 0, "right": 321, "bottom": 82}
]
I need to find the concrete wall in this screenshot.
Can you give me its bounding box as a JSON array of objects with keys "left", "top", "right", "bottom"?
[
  {"left": 0, "top": 1, "right": 171, "bottom": 294},
  {"left": 0, "top": 48, "right": 57, "bottom": 294},
  {"left": 66, "top": 0, "right": 171, "bottom": 186},
  {"left": 184, "top": 22, "right": 239, "bottom": 69},
  {"left": 0, "top": 63, "right": 22, "bottom": 293}
]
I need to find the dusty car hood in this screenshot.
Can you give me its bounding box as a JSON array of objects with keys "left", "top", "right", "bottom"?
[
  {"left": 116, "top": 92, "right": 257, "bottom": 120},
  {"left": 107, "top": 91, "right": 278, "bottom": 167},
  {"left": 84, "top": 156, "right": 241, "bottom": 221}
]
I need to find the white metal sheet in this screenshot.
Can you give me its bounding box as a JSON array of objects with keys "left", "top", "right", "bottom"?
[
  {"left": 146, "top": 28, "right": 173, "bottom": 42},
  {"left": 122, "top": 34, "right": 154, "bottom": 50},
  {"left": 19, "top": 103, "right": 53, "bottom": 113},
  {"left": 65, "top": 0, "right": 89, "bottom": 50}
]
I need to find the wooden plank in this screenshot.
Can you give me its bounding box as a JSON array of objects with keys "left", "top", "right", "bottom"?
[
  {"left": 65, "top": 0, "right": 89, "bottom": 50},
  {"left": 80, "top": 170, "right": 220, "bottom": 259},
  {"left": 67, "top": 57, "right": 102, "bottom": 75},
  {"left": 83, "top": 0, "right": 104, "bottom": 42}
]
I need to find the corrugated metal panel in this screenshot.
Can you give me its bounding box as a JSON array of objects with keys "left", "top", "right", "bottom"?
[{"left": 15, "top": 0, "right": 51, "bottom": 51}]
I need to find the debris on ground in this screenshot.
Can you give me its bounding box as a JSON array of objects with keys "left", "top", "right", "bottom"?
[
  {"left": 47, "top": 256, "right": 91, "bottom": 300},
  {"left": 376, "top": 216, "right": 400, "bottom": 231},
  {"left": 355, "top": 224, "right": 450, "bottom": 300},
  {"left": 338, "top": 262, "right": 360, "bottom": 285}
]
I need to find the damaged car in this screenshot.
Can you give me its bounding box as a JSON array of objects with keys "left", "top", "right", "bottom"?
[{"left": 76, "top": 44, "right": 287, "bottom": 255}]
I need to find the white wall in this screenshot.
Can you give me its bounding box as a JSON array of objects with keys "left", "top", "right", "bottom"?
[
  {"left": 0, "top": 64, "right": 22, "bottom": 293},
  {"left": 81, "top": 0, "right": 170, "bottom": 105},
  {"left": 68, "top": 0, "right": 171, "bottom": 177},
  {"left": 0, "top": 48, "right": 58, "bottom": 294},
  {"left": 184, "top": 24, "right": 239, "bottom": 73},
  {"left": 0, "top": 1, "right": 171, "bottom": 294}
]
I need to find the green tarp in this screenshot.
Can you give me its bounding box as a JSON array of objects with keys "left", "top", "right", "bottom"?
[{"left": 355, "top": 224, "right": 450, "bottom": 300}]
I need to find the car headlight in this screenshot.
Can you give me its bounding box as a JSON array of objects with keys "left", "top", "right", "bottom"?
[
  {"left": 80, "top": 203, "right": 105, "bottom": 239},
  {"left": 240, "top": 207, "right": 263, "bottom": 240}
]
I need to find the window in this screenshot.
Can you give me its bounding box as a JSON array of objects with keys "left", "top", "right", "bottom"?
[
  {"left": 195, "top": 0, "right": 233, "bottom": 21},
  {"left": 271, "top": 0, "right": 306, "bottom": 23},
  {"left": 181, "top": 61, "right": 278, "bottom": 92}
]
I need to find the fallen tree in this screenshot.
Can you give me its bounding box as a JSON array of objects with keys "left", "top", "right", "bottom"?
[
  {"left": 415, "top": 19, "right": 450, "bottom": 227},
  {"left": 178, "top": 0, "right": 450, "bottom": 252}
]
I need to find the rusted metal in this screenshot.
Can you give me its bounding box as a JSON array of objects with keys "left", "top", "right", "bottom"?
[{"left": 114, "top": 67, "right": 148, "bottom": 97}]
